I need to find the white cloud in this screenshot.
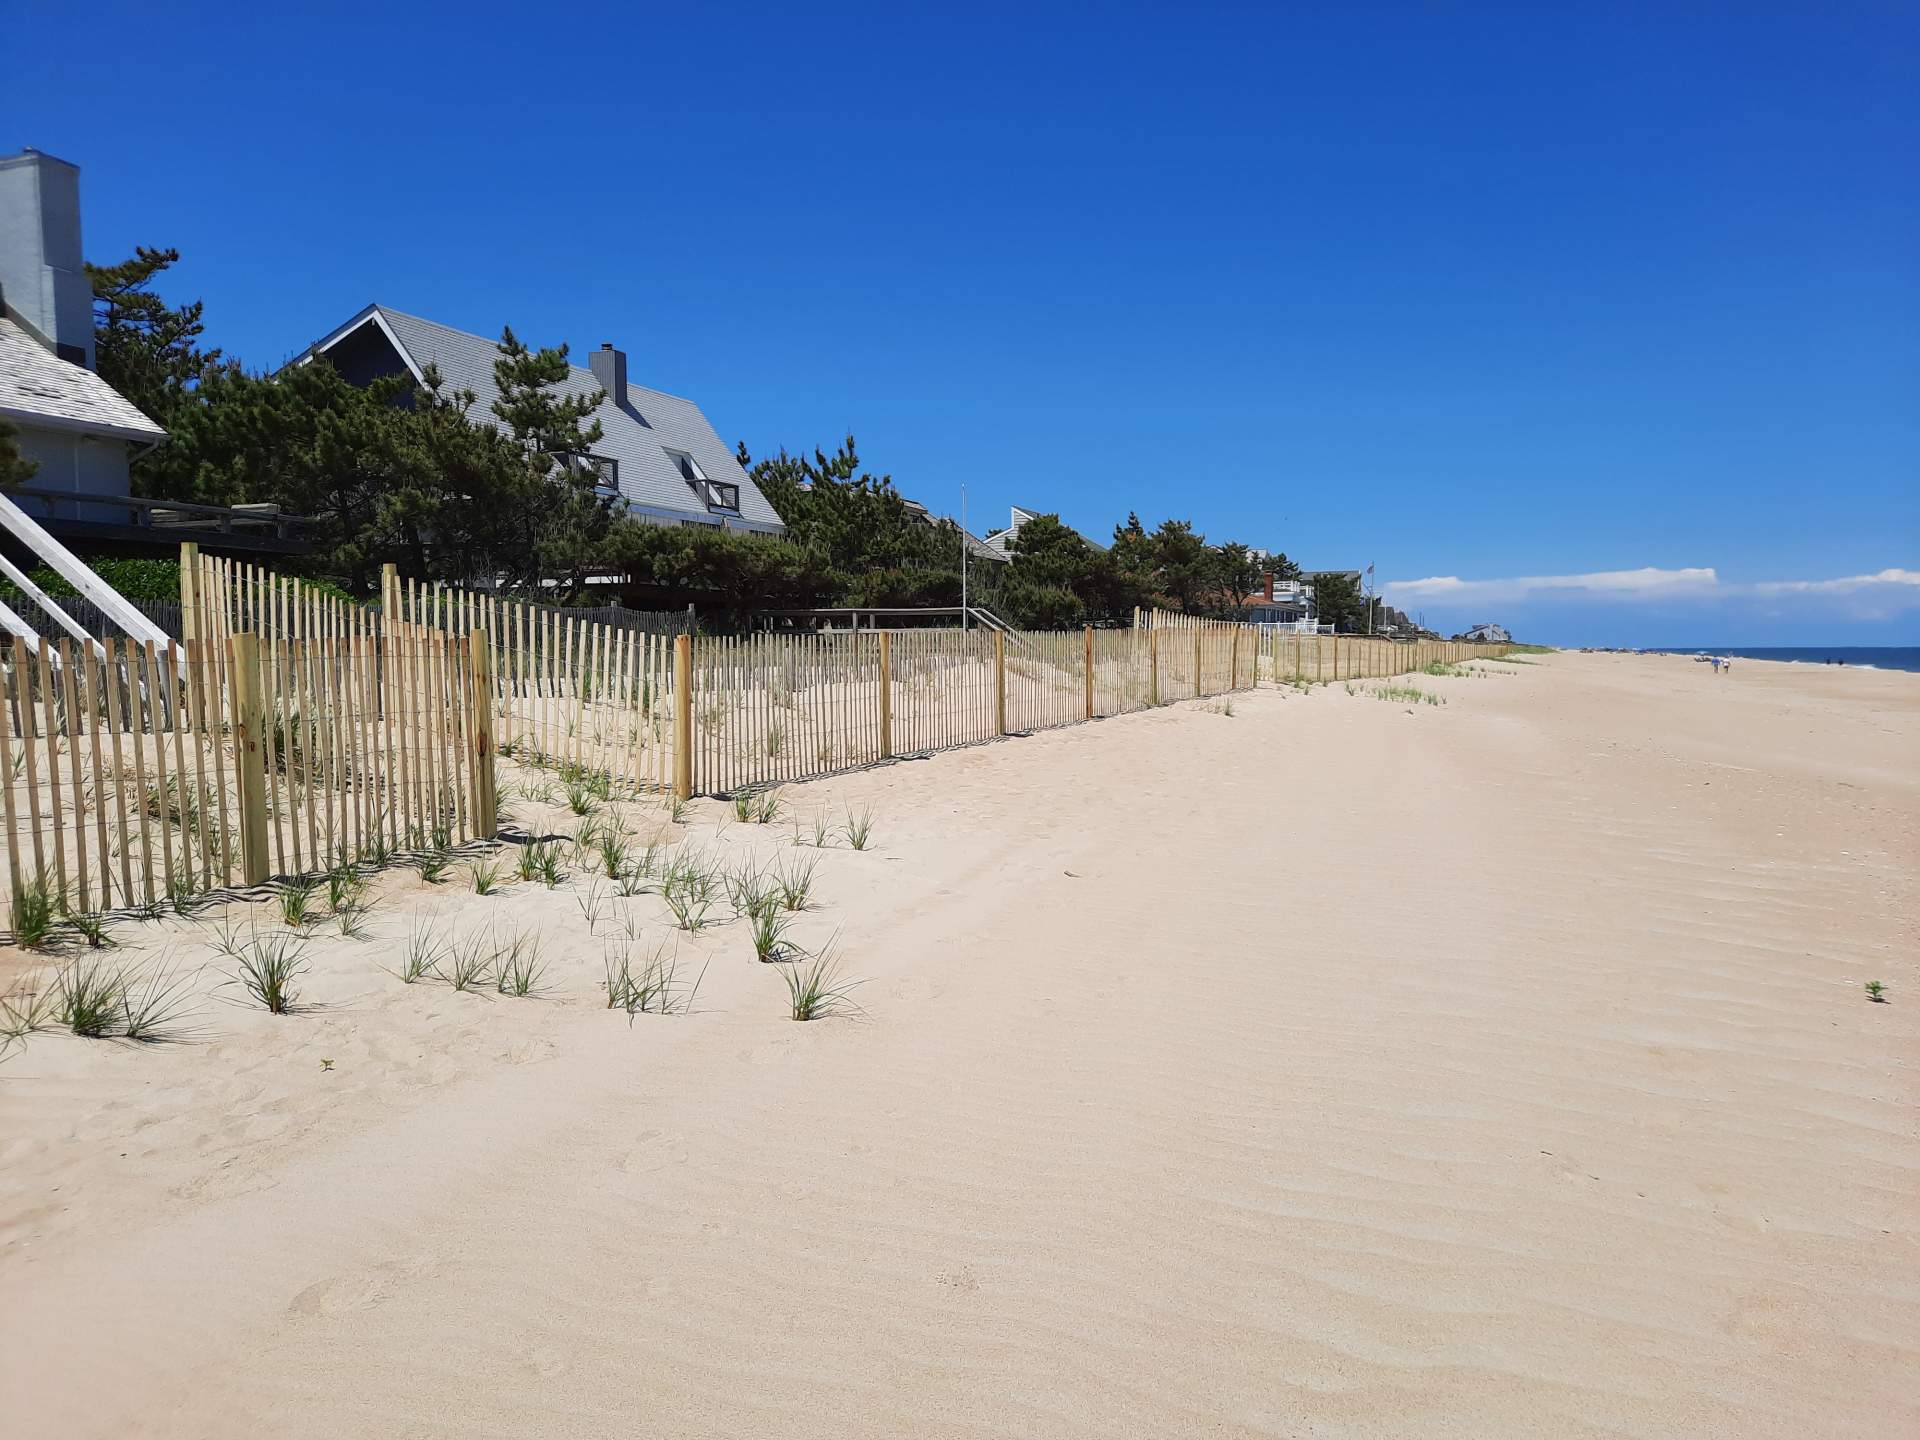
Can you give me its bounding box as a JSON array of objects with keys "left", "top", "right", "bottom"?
[
  {"left": 1747, "top": 568, "right": 1920, "bottom": 596},
  {"left": 1382, "top": 566, "right": 1920, "bottom": 612},
  {"left": 1382, "top": 567, "right": 1719, "bottom": 605}
]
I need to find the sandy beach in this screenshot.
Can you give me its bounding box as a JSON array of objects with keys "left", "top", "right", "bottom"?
[{"left": 2, "top": 650, "right": 1915, "bottom": 1438}]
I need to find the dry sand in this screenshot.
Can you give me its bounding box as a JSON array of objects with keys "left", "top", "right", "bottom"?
[{"left": 2, "top": 650, "right": 1915, "bottom": 1437}]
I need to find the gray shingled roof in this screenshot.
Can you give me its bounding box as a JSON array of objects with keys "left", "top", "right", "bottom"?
[
  {"left": 309, "top": 305, "right": 783, "bottom": 533},
  {"left": 980, "top": 504, "right": 1106, "bottom": 557},
  {"left": 0, "top": 317, "right": 165, "bottom": 443}
]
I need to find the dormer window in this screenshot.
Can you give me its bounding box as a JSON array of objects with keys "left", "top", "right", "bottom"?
[
  {"left": 548, "top": 451, "right": 619, "bottom": 494},
  {"left": 667, "top": 448, "right": 740, "bottom": 513}
]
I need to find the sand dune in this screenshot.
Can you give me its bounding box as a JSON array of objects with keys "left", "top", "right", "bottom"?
[{"left": 2, "top": 651, "right": 1915, "bottom": 1437}]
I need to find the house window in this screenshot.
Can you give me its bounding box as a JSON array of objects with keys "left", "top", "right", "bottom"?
[
  {"left": 666, "top": 448, "right": 740, "bottom": 513},
  {"left": 547, "top": 451, "right": 619, "bottom": 492}
]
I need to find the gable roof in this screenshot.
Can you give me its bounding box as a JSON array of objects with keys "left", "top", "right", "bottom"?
[
  {"left": 980, "top": 503, "right": 1107, "bottom": 557},
  {"left": 299, "top": 304, "right": 783, "bottom": 533},
  {"left": 0, "top": 316, "right": 165, "bottom": 443}
]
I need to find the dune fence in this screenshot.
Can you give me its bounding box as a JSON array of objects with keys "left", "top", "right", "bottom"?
[{"left": 0, "top": 548, "right": 1511, "bottom": 923}]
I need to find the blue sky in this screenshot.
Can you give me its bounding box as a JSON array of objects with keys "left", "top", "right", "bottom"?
[{"left": 10, "top": 2, "right": 1916, "bottom": 644}]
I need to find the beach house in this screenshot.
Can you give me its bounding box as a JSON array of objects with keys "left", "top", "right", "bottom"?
[
  {"left": 294, "top": 305, "right": 785, "bottom": 537},
  {"left": 0, "top": 149, "right": 166, "bottom": 521}
]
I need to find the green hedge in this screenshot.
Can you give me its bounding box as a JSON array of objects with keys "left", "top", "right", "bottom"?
[{"left": 0, "top": 557, "right": 351, "bottom": 608}]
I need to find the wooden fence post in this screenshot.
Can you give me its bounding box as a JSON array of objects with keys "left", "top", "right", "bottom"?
[
  {"left": 1230, "top": 628, "right": 1241, "bottom": 690},
  {"left": 179, "top": 541, "right": 200, "bottom": 648},
  {"left": 673, "top": 633, "right": 693, "bottom": 799},
  {"left": 1083, "top": 625, "right": 1094, "bottom": 719},
  {"left": 468, "top": 628, "right": 497, "bottom": 835},
  {"left": 1194, "top": 629, "right": 1203, "bottom": 698},
  {"left": 230, "top": 632, "right": 271, "bottom": 886},
  {"left": 1149, "top": 626, "right": 1159, "bottom": 705},
  {"left": 993, "top": 630, "right": 1007, "bottom": 735},
  {"left": 878, "top": 630, "right": 893, "bottom": 759}
]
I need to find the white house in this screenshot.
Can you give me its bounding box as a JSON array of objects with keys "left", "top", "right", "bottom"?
[{"left": 0, "top": 149, "right": 165, "bottom": 516}]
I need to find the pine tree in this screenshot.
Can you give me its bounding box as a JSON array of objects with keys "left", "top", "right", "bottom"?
[
  {"left": 0, "top": 418, "right": 38, "bottom": 490},
  {"left": 85, "top": 246, "right": 222, "bottom": 429},
  {"left": 489, "top": 328, "right": 614, "bottom": 598}
]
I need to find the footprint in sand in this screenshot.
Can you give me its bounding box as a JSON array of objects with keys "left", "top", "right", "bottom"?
[
  {"left": 620, "top": 1134, "right": 689, "bottom": 1173},
  {"left": 287, "top": 1257, "right": 440, "bottom": 1318},
  {"left": 505, "top": 1036, "right": 558, "bottom": 1066}
]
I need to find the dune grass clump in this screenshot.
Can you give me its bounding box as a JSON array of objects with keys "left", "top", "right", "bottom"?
[
  {"left": 576, "top": 879, "right": 611, "bottom": 935},
  {"left": 54, "top": 957, "right": 126, "bottom": 1036},
  {"left": 782, "top": 945, "right": 864, "bottom": 1022},
  {"left": 725, "top": 859, "right": 774, "bottom": 918},
  {"left": 663, "top": 881, "right": 714, "bottom": 934},
  {"left": 334, "top": 897, "right": 374, "bottom": 941},
  {"left": 325, "top": 863, "right": 365, "bottom": 913},
  {"left": 120, "top": 962, "right": 197, "bottom": 1042},
  {"left": 494, "top": 930, "right": 546, "bottom": 997},
  {"left": 59, "top": 903, "right": 115, "bottom": 950},
  {"left": 413, "top": 848, "right": 453, "bottom": 884},
  {"left": 469, "top": 855, "right": 506, "bottom": 894},
  {"left": 223, "top": 929, "right": 308, "bottom": 1014},
  {"left": 516, "top": 840, "right": 564, "bottom": 888},
  {"left": 444, "top": 933, "right": 494, "bottom": 994},
  {"left": 595, "top": 827, "right": 631, "bottom": 880},
  {"left": 605, "top": 940, "right": 704, "bottom": 1019},
  {"left": 9, "top": 877, "right": 58, "bottom": 949},
  {"left": 399, "top": 918, "right": 446, "bottom": 984},
  {"left": 1865, "top": 980, "right": 1888, "bottom": 1003},
  {"left": 279, "top": 877, "right": 322, "bottom": 928},
  {"left": 731, "top": 790, "right": 783, "bottom": 825},
  {"left": 748, "top": 906, "right": 797, "bottom": 963},
  {"left": 773, "top": 854, "right": 820, "bottom": 912},
  {"left": 1374, "top": 684, "right": 1444, "bottom": 707},
  {"left": 843, "top": 806, "right": 875, "bottom": 851},
  {"left": 1, "top": 983, "right": 57, "bottom": 1047},
  {"left": 561, "top": 777, "right": 599, "bottom": 816}
]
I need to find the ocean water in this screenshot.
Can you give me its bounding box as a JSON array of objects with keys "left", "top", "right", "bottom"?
[{"left": 1653, "top": 646, "right": 1920, "bottom": 674}]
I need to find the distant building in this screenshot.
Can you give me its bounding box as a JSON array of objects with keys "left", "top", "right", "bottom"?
[
  {"left": 294, "top": 304, "right": 784, "bottom": 536},
  {"left": 899, "top": 495, "right": 1005, "bottom": 566},
  {"left": 0, "top": 149, "right": 165, "bottom": 518},
  {"left": 980, "top": 504, "right": 1106, "bottom": 560},
  {"left": 1460, "top": 621, "right": 1511, "bottom": 643},
  {"left": 1240, "top": 571, "right": 1323, "bottom": 632}
]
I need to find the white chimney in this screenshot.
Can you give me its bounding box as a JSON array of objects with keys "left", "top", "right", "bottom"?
[{"left": 0, "top": 148, "right": 95, "bottom": 369}]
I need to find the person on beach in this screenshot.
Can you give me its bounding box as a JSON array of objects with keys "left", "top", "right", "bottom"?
[{"left": 1711, "top": 656, "right": 1721, "bottom": 674}]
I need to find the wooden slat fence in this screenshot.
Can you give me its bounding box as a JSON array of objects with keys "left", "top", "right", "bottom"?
[{"left": 0, "top": 549, "right": 1513, "bottom": 924}]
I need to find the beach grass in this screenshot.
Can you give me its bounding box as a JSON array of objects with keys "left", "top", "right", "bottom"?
[
  {"left": 494, "top": 930, "right": 546, "bottom": 997},
  {"left": 774, "top": 854, "right": 820, "bottom": 912},
  {"left": 748, "top": 906, "right": 797, "bottom": 963},
  {"left": 782, "top": 944, "right": 864, "bottom": 1022},
  {"left": 9, "top": 876, "right": 57, "bottom": 948},
  {"left": 279, "top": 877, "right": 322, "bottom": 928},
  {"left": 399, "top": 918, "right": 446, "bottom": 984},
  {"left": 54, "top": 957, "right": 126, "bottom": 1035},
  {"left": 444, "top": 933, "right": 494, "bottom": 993},
  {"left": 225, "top": 929, "right": 308, "bottom": 1014},
  {"left": 843, "top": 806, "right": 875, "bottom": 851}
]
